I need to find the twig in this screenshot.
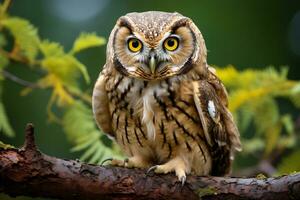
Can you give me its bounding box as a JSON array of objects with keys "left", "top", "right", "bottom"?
[{"left": 1, "top": 69, "right": 38, "bottom": 88}]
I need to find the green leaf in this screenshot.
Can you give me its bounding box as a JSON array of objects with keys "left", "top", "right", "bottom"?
[
  {"left": 218, "top": 65, "right": 300, "bottom": 159},
  {"left": 291, "top": 83, "right": 300, "bottom": 94},
  {"left": 290, "top": 83, "right": 300, "bottom": 108},
  {"left": 278, "top": 149, "right": 300, "bottom": 174},
  {"left": 41, "top": 55, "right": 80, "bottom": 87},
  {"left": 71, "top": 57, "right": 90, "bottom": 84},
  {"left": 0, "top": 101, "right": 15, "bottom": 137},
  {"left": 281, "top": 115, "right": 294, "bottom": 135},
  {"left": 70, "top": 132, "right": 99, "bottom": 152},
  {"left": 2, "top": 17, "right": 40, "bottom": 63},
  {"left": 89, "top": 146, "right": 105, "bottom": 163},
  {"left": 39, "top": 40, "right": 65, "bottom": 57},
  {"left": 62, "top": 101, "right": 122, "bottom": 164},
  {"left": 71, "top": 32, "right": 106, "bottom": 54},
  {"left": 80, "top": 141, "right": 100, "bottom": 161},
  {"left": 41, "top": 54, "right": 90, "bottom": 85}
]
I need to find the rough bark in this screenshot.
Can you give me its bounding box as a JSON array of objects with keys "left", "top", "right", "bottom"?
[{"left": 0, "top": 124, "right": 299, "bottom": 200}]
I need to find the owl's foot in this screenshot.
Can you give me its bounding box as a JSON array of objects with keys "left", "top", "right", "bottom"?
[
  {"left": 101, "top": 158, "right": 126, "bottom": 167},
  {"left": 124, "top": 156, "right": 149, "bottom": 168},
  {"left": 146, "top": 157, "right": 188, "bottom": 185},
  {"left": 101, "top": 156, "right": 149, "bottom": 169}
]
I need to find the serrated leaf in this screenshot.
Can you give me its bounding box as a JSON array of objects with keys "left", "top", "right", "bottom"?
[
  {"left": 88, "top": 141, "right": 105, "bottom": 163},
  {"left": 41, "top": 55, "right": 90, "bottom": 85},
  {"left": 71, "top": 132, "right": 99, "bottom": 152},
  {"left": 41, "top": 55, "right": 80, "bottom": 87},
  {"left": 79, "top": 140, "right": 101, "bottom": 161},
  {"left": 39, "top": 40, "right": 64, "bottom": 57},
  {"left": 0, "top": 101, "right": 15, "bottom": 137},
  {"left": 71, "top": 32, "right": 105, "bottom": 54},
  {"left": 2, "top": 17, "right": 39, "bottom": 63},
  {"left": 217, "top": 65, "right": 300, "bottom": 159},
  {"left": 62, "top": 101, "right": 122, "bottom": 163}
]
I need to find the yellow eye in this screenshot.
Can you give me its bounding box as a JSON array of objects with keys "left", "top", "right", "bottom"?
[
  {"left": 164, "top": 37, "right": 179, "bottom": 51},
  {"left": 128, "top": 38, "right": 142, "bottom": 52}
]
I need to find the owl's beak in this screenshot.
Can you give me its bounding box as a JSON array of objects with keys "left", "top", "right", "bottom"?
[{"left": 148, "top": 52, "right": 157, "bottom": 74}]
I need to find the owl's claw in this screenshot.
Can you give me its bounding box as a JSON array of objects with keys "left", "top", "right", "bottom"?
[
  {"left": 146, "top": 165, "right": 158, "bottom": 176},
  {"left": 100, "top": 158, "right": 127, "bottom": 167},
  {"left": 179, "top": 175, "right": 186, "bottom": 186},
  {"left": 146, "top": 164, "right": 187, "bottom": 185}
]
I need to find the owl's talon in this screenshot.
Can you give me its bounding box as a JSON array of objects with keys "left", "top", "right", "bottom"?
[
  {"left": 179, "top": 175, "right": 186, "bottom": 186},
  {"left": 100, "top": 158, "right": 113, "bottom": 166},
  {"left": 146, "top": 165, "right": 158, "bottom": 176},
  {"left": 100, "top": 158, "right": 126, "bottom": 167}
]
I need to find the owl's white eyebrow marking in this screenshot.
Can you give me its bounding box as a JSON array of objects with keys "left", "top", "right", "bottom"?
[{"left": 208, "top": 100, "right": 216, "bottom": 119}]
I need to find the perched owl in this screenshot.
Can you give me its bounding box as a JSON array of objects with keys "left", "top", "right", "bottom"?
[{"left": 93, "top": 11, "right": 241, "bottom": 184}]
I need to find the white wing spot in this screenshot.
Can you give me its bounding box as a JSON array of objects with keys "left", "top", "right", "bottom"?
[
  {"left": 127, "top": 67, "right": 136, "bottom": 72},
  {"left": 208, "top": 100, "right": 216, "bottom": 119}
]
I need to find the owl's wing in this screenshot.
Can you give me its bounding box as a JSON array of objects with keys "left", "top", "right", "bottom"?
[
  {"left": 92, "top": 71, "right": 114, "bottom": 139},
  {"left": 192, "top": 68, "right": 241, "bottom": 159}
]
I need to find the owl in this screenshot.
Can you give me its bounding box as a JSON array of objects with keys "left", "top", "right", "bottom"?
[{"left": 92, "top": 11, "right": 241, "bottom": 184}]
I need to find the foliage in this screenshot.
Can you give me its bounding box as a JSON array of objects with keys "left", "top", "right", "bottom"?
[
  {"left": 217, "top": 66, "right": 300, "bottom": 172},
  {"left": 71, "top": 32, "right": 106, "bottom": 54},
  {"left": 63, "top": 101, "right": 122, "bottom": 163},
  {"left": 0, "top": 0, "right": 299, "bottom": 174},
  {"left": 0, "top": 0, "right": 120, "bottom": 164}
]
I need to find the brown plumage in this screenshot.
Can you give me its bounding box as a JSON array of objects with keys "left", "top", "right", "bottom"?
[{"left": 93, "top": 11, "right": 241, "bottom": 183}]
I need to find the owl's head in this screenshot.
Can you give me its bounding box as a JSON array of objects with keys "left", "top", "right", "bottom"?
[{"left": 106, "top": 11, "right": 207, "bottom": 80}]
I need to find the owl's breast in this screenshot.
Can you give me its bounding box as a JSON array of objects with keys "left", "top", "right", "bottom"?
[
  {"left": 107, "top": 76, "right": 208, "bottom": 165},
  {"left": 112, "top": 77, "right": 170, "bottom": 141}
]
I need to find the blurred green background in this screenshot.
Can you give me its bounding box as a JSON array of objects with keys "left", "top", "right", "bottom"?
[{"left": 1, "top": 0, "right": 300, "bottom": 199}]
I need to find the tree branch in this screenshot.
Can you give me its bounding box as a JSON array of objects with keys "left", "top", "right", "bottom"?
[{"left": 0, "top": 124, "right": 299, "bottom": 200}]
